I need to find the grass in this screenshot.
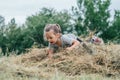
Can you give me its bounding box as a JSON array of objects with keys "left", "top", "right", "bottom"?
[{"left": 0, "top": 72, "right": 119, "bottom": 80}]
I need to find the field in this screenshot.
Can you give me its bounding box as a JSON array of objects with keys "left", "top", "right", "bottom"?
[{"left": 0, "top": 43, "right": 120, "bottom": 80}]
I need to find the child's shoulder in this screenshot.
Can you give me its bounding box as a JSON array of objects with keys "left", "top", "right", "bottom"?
[
  {"left": 62, "top": 34, "right": 76, "bottom": 38},
  {"left": 61, "top": 34, "right": 77, "bottom": 42}
]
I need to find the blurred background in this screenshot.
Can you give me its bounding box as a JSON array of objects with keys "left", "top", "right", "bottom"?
[{"left": 0, "top": 0, "right": 120, "bottom": 55}]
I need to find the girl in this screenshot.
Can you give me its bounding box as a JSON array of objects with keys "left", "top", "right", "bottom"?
[{"left": 43, "top": 24, "right": 88, "bottom": 58}]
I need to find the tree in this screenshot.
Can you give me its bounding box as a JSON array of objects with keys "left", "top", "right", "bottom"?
[
  {"left": 1, "top": 18, "right": 34, "bottom": 55},
  {"left": 72, "top": 0, "right": 111, "bottom": 36},
  {"left": 101, "top": 10, "right": 120, "bottom": 43},
  {"left": 0, "top": 15, "right": 7, "bottom": 55}
]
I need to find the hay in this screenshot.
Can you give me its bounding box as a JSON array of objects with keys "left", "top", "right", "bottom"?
[{"left": 13, "top": 43, "right": 120, "bottom": 77}]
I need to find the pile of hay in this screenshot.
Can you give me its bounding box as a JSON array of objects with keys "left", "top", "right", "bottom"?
[{"left": 13, "top": 43, "right": 120, "bottom": 77}]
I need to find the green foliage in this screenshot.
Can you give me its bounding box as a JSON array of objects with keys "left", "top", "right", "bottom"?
[
  {"left": 72, "top": 0, "right": 111, "bottom": 36},
  {"left": 0, "top": 18, "right": 34, "bottom": 55},
  {"left": 5, "top": 19, "right": 34, "bottom": 54},
  {"left": 0, "top": 15, "right": 7, "bottom": 55},
  {"left": 25, "top": 8, "right": 72, "bottom": 47},
  {"left": 101, "top": 10, "right": 120, "bottom": 43},
  {"left": 71, "top": 6, "right": 87, "bottom": 35},
  {"left": 73, "top": 0, "right": 120, "bottom": 43}
]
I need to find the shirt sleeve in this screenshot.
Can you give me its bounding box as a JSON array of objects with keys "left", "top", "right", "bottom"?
[{"left": 62, "top": 34, "right": 77, "bottom": 45}]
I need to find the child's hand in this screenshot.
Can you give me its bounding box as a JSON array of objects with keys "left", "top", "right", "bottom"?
[
  {"left": 66, "top": 40, "right": 80, "bottom": 51},
  {"left": 48, "top": 53, "right": 53, "bottom": 58},
  {"left": 47, "top": 49, "right": 53, "bottom": 59}
]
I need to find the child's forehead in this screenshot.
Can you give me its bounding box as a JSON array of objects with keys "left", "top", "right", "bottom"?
[
  {"left": 45, "top": 30, "right": 55, "bottom": 36},
  {"left": 46, "top": 29, "right": 55, "bottom": 34}
]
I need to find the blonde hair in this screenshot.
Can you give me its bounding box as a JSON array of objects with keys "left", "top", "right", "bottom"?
[{"left": 43, "top": 24, "right": 62, "bottom": 40}]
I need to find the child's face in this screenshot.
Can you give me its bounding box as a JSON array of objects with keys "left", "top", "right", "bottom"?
[{"left": 45, "top": 30, "right": 60, "bottom": 44}]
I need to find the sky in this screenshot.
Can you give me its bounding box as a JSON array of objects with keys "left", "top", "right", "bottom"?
[{"left": 0, "top": 0, "right": 120, "bottom": 25}]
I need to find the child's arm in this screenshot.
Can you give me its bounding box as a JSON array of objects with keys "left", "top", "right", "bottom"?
[
  {"left": 47, "top": 48, "right": 54, "bottom": 58},
  {"left": 66, "top": 40, "right": 80, "bottom": 50}
]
